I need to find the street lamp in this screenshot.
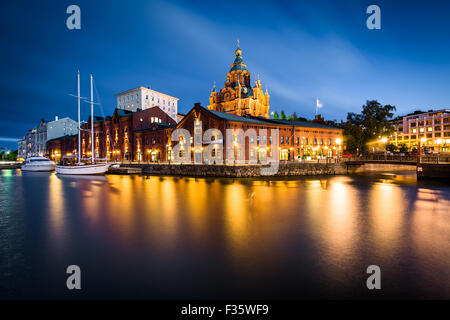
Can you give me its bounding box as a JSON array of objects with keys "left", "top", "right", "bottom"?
[
  {"left": 380, "top": 137, "right": 388, "bottom": 160},
  {"left": 335, "top": 138, "right": 342, "bottom": 159}
]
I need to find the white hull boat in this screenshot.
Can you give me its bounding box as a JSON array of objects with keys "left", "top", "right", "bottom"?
[
  {"left": 55, "top": 72, "right": 112, "bottom": 176},
  {"left": 21, "top": 157, "right": 56, "bottom": 172},
  {"left": 55, "top": 163, "right": 111, "bottom": 175}
]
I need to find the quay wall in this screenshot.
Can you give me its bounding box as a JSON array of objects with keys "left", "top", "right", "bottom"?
[
  {"left": 124, "top": 162, "right": 347, "bottom": 178},
  {"left": 417, "top": 163, "right": 450, "bottom": 181},
  {"left": 346, "top": 162, "right": 416, "bottom": 173}
]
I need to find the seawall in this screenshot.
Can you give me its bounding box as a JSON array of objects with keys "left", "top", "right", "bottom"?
[
  {"left": 417, "top": 163, "right": 450, "bottom": 181},
  {"left": 125, "top": 162, "right": 347, "bottom": 178}
]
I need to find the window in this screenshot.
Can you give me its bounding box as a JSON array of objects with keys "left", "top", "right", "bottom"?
[
  {"left": 269, "top": 136, "right": 273, "bottom": 144},
  {"left": 281, "top": 136, "right": 284, "bottom": 144},
  {"left": 286, "top": 137, "right": 289, "bottom": 144},
  {"left": 250, "top": 136, "right": 254, "bottom": 143}
]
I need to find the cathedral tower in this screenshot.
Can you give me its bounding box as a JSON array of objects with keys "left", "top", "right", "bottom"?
[{"left": 208, "top": 43, "right": 270, "bottom": 118}]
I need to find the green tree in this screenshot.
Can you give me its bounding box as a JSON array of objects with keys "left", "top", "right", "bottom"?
[
  {"left": 398, "top": 143, "right": 408, "bottom": 153},
  {"left": 1, "top": 150, "right": 17, "bottom": 161},
  {"left": 386, "top": 143, "right": 398, "bottom": 153},
  {"left": 280, "top": 110, "right": 287, "bottom": 120},
  {"left": 343, "top": 100, "right": 396, "bottom": 154},
  {"left": 273, "top": 111, "right": 279, "bottom": 119}
]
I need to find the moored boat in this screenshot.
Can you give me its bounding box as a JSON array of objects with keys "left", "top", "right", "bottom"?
[
  {"left": 55, "top": 71, "right": 112, "bottom": 176},
  {"left": 21, "top": 156, "right": 56, "bottom": 172},
  {"left": 55, "top": 163, "right": 110, "bottom": 175}
]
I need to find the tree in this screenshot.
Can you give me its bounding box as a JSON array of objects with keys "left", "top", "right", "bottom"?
[
  {"left": 273, "top": 111, "right": 279, "bottom": 119},
  {"left": 398, "top": 143, "right": 408, "bottom": 153},
  {"left": 0, "top": 150, "right": 17, "bottom": 161},
  {"left": 343, "top": 100, "right": 396, "bottom": 154},
  {"left": 386, "top": 143, "right": 398, "bottom": 153},
  {"left": 291, "top": 112, "right": 298, "bottom": 121},
  {"left": 280, "top": 110, "right": 287, "bottom": 120}
]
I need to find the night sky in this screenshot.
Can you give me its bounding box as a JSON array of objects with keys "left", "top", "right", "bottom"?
[{"left": 1, "top": 0, "right": 450, "bottom": 149}]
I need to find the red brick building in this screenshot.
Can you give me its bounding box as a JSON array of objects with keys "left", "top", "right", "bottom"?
[{"left": 47, "top": 104, "right": 343, "bottom": 163}]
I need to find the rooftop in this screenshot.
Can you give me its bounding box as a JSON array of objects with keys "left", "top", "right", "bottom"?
[
  {"left": 204, "top": 106, "right": 340, "bottom": 130},
  {"left": 115, "top": 86, "right": 179, "bottom": 100}
]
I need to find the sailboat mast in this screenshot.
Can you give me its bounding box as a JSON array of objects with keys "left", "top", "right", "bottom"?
[
  {"left": 90, "top": 73, "right": 94, "bottom": 164},
  {"left": 77, "top": 70, "right": 81, "bottom": 164}
]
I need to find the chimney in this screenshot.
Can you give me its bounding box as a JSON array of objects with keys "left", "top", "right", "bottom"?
[
  {"left": 313, "top": 114, "right": 325, "bottom": 124},
  {"left": 55, "top": 116, "right": 59, "bottom": 121}
]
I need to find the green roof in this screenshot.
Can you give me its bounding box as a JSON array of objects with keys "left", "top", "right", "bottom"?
[
  {"left": 263, "top": 118, "right": 340, "bottom": 130},
  {"left": 208, "top": 109, "right": 270, "bottom": 124},
  {"left": 205, "top": 107, "right": 340, "bottom": 130},
  {"left": 115, "top": 108, "right": 134, "bottom": 117}
]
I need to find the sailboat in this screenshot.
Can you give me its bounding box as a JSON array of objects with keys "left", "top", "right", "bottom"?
[{"left": 55, "top": 71, "right": 111, "bottom": 175}]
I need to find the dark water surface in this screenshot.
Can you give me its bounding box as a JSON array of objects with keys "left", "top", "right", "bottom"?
[{"left": 0, "top": 169, "right": 449, "bottom": 299}]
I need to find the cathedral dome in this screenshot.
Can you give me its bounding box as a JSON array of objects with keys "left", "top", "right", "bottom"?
[{"left": 230, "top": 46, "right": 248, "bottom": 72}]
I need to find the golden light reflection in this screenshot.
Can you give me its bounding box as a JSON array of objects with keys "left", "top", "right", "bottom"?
[
  {"left": 184, "top": 178, "right": 209, "bottom": 238},
  {"left": 107, "top": 175, "right": 136, "bottom": 239},
  {"left": 323, "top": 178, "right": 359, "bottom": 261},
  {"left": 48, "top": 173, "right": 66, "bottom": 244},
  {"left": 411, "top": 189, "right": 450, "bottom": 256},
  {"left": 368, "top": 182, "right": 405, "bottom": 254},
  {"left": 224, "top": 182, "right": 250, "bottom": 253}
]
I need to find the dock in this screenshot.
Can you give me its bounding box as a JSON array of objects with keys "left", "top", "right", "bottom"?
[
  {"left": 417, "top": 163, "right": 450, "bottom": 181},
  {"left": 0, "top": 162, "right": 21, "bottom": 169},
  {"left": 107, "top": 166, "right": 143, "bottom": 175}
]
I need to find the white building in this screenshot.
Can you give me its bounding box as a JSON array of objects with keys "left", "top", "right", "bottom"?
[
  {"left": 17, "top": 116, "right": 78, "bottom": 159},
  {"left": 18, "top": 119, "right": 47, "bottom": 158},
  {"left": 391, "top": 109, "right": 450, "bottom": 152},
  {"left": 116, "top": 86, "right": 179, "bottom": 121},
  {"left": 46, "top": 116, "right": 78, "bottom": 141}
]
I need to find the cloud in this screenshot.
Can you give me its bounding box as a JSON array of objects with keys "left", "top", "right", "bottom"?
[{"left": 0, "top": 137, "right": 20, "bottom": 142}]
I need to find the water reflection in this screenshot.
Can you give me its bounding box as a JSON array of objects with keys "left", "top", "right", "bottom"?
[{"left": 0, "top": 171, "right": 449, "bottom": 299}]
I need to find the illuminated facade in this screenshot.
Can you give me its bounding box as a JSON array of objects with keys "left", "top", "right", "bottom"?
[
  {"left": 47, "top": 45, "right": 343, "bottom": 162},
  {"left": 208, "top": 44, "right": 270, "bottom": 119},
  {"left": 390, "top": 109, "right": 450, "bottom": 152},
  {"left": 116, "top": 86, "right": 179, "bottom": 121},
  {"left": 47, "top": 103, "right": 343, "bottom": 162}
]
